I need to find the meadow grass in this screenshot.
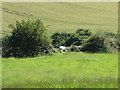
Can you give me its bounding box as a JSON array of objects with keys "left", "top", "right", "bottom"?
[
  {"left": 2, "top": 2, "right": 118, "bottom": 34},
  {"left": 2, "top": 52, "right": 118, "bottom": 88}
]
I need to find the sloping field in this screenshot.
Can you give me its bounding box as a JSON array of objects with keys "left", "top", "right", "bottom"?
[{"left": 2, "top": 2, "right": 118, "bottom": 34}]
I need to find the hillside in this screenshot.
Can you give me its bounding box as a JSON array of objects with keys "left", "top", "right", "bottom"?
[{"left": 2, "top": 2, "right": 118, "bottom": 34}]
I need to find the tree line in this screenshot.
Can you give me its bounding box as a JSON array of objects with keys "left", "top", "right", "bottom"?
[{"left": 2, "top": 19, "right": 119, "bottom": 58}]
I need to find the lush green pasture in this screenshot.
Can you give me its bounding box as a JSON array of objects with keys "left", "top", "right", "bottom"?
[
  {"left": 2, "top": 52, "right": 118, "bottom": 88},
  {"left": 2, "top": 2, "right": 118, "bottom": 34}
]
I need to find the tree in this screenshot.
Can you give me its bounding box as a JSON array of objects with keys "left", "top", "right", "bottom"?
[{"left": 2, "top": 19, "right": 53, "bottom": 57}]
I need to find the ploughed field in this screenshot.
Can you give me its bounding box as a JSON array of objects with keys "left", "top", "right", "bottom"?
[{"left": 2, "top": 52, "right": 118, "bottom": 88}]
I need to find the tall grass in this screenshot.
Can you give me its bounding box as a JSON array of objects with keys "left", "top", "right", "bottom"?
[{"left": 2, "top": 52, "right": 118, "bottom": 88}]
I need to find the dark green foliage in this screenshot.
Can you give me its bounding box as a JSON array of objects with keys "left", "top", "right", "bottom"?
[
  {"left": 76, "top": 28, "right": 92, "bottom": 36},
  {"left": 81, "top": 35, "right": 106, "bottom": 53},
  {"left": 51, "top": 29, "right": 92, "bottom": 47},
  {"left": 0, "top": 38, "right": 2, "bottom": 48},
  {"left": 65, "top": 29, "right": 92, "bottom": 46},
  {"left": 81, "top": 31, "right": 118, "bottom": 53},
  {"left": 70, "top": 46, "right": 81, "bottom": 52},
  {"left": 118, "top": 34, "right": 120, "bottom": 52},
  {"left": 2, "top": 36, "right": 13, "bottom": 57},
  {"left": 65, "top": 34, "right": 87, "bottom": 46},
  {"left": 103, "top": 32, "right": 118, "bottom": 53},
  {"left": 2, "top": 19, "right": 53, "bottom": 57},
  {"left": 51, "top": 32, "right": 71, "bottom": 48},
  {"left": 104, "top": 38, "right": 118, "bottom": 53},
  {"left": 52, "top": 48, "right": 59, "bottom": 53},
  {"left": 97, "top": 31, "right": 118, "bottom": 53},
  {"left": 64, "top": 29, "right": 92, "bottom": 46},
  {"left": 104, "top": 32, "right": 118, "bottom": 38},
  {"left": 0, "top": 38, "right": 1, "bottom": 55}
]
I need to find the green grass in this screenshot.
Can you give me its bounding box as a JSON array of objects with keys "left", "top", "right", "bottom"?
[
  {"left": 2, "top": 2, "right": 118, "bottom": 88},
  {"left": 2, "top": 52, "right": 118, "bottom": 88},
  {"left": 2, "top": 2, "right": 118, "bottom": 34}
]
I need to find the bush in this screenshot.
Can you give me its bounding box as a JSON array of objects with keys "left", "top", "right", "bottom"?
[
  {"left": 104, "top": 37, "right": 118, "bottom": 53},
  {"left": 81, "top": 35, "right": 106, "bottom": 53},
  {"left": 65, "top": 29, "right": 92, "bottom": 46},
  {"left": 70, "top": 45, "right": 81, "bottom": 52},
  {"left": 76, "top": 28, "right": 92, "bottom": 36},
  {"left": 2, "top": 36, "right": 12, "bottom": 57},
  {"left": 65, "top": 34, "right": 87, "bottom": 46},
  {"left": 2, "top": 19, "right": 53, "bottom": 57},
  {"left": 52, "top": 48, "right": 59, "bottom": 53},
  {"left": 81, "top": 31, "right": 118, "bottom": 53},
  {"left": 51, "top": 32, "right": 71, "bottom": 48},
  {"left": 51, "top": 30, "right": 92, "bottom": 47},
  {"left": 96, "top": 31, "right": 118, "bottom": 53},
  {"left": 104, "top": 32, "right": 118, "bottom": 38}
]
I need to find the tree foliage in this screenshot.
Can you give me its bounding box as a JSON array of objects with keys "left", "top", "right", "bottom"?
[
  {"left": 65, "top": 34, "right": 88, "bottom": 46},
  {"left": 2, "top": 19, "right": 53, "bottom": 57},
  {"left": 51, "top": 29, "right": 92, "bottom": 47},
  {"left": 81, "top": 31, "right": 118, "bottom": 53},
  {"left": 76, "top": 28, "right": 92, "bottom": 36},
  {"left": 81, "top": 35, "right": 106, "bottom": 53},
  {"left": 51, "top": 32, "right": 71, "bottom": 48}
]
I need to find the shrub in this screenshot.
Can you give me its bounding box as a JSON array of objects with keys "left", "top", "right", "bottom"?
[
  {"left": 52, "top": 48, "right": 59, "bottom": 53},
  {"left": 104, "top": 32, "right": 118, "bottom": 38},
  {"left": 65, "top": 34, "right": 87, "bottom": 46},
  {"left": 51, "top": 31, "right": 91, "bottom": 47},
  {"left": 76, "top": 28, "right": 92, "bottom": 36},
  {"left": 81, "top": 31, "right": 118, "bottom": 53},
  {"left": 70, "top": 45, "right": 81, "bottom": 52},
  {"left": 51, "top": 32, "right": 71, "bottom": 48},
  {"left": 65, "top": 29, "right": 92, "bottom": 46},
  {"left": 2, "top": 35, "right": 13, "bottom": 57},
  {"left": 2, "top": 19, "right": 53, "bottom": 57},
  {"left": 104, "top": 37, "right": 118, "bottom": 53},
  {"left": 81, "top": 35, "right": 106, "bottom": 53},
  {"left": 96, "top": 31, "right": 118, "bottom": 53}
]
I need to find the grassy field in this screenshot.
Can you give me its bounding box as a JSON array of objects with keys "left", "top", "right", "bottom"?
[
  {"left": 2, "top": 2, "right": 118, "bottom": 34},
  {"left": 2, "top": 2, "right": 118, "bottom": 88},
  {"left": 2, "top": 52, "right": 118, "bottom": 88}
]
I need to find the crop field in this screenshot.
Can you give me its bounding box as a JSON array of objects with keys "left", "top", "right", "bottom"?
[
  {"left": 2, "top": 52, "right": 118, "bottom": 88},
  {"left": 2, "top": 2, "right": 118, "bottom": 34}
]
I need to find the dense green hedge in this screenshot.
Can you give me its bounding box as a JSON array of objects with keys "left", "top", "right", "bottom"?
[
  {"left": 51, "top": 30, "right": 118, "bottom": 53},
  {"left": 51, "top": 29, "right": 92, "bottom": 47},
  {"left": 2, "top": 19, "right": 118, "bottom": 57}
]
